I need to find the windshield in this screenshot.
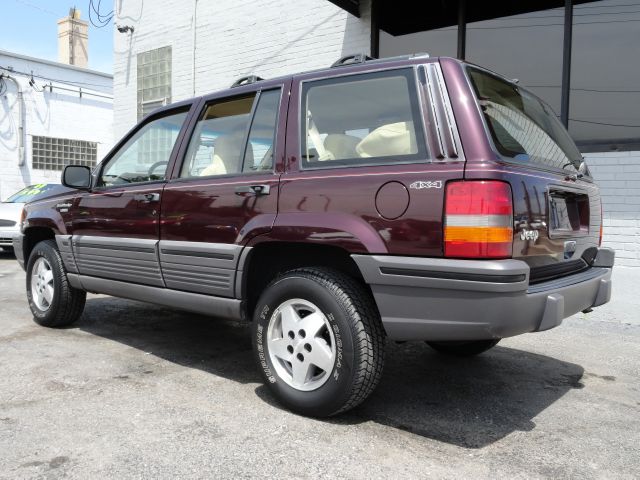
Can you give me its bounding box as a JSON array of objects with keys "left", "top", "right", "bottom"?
[
  {"left": 4, "top": 184, "right": 63, "bottom": 203},
  {"left": 467, "top": 67, "right": 583, "bottom": 173}
]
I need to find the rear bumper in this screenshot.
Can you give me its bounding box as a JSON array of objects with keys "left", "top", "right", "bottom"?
[{"left": 352, "top": 248, "right": 614, "bottom": 341}]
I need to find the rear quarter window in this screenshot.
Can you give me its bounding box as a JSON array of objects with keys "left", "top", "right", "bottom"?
[{"left": 300, "top": 69, "right": 428, "bottom": 169}]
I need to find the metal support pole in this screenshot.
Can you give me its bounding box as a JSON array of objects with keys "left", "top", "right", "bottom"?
[
  {"left": 560, "top": 0, "right": 573, "bottom": 128},
  {"left": 457, "top": 0, "right": 466, "bottom": 60},
  {"left": 370, "top": 0, "right": 380, "bottom": 58}
]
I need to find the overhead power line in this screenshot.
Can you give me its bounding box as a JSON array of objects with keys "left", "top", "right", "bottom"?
[
  {"left": 526, "top": 85, "right": 640, "bottom": 93},
  {"left": 436, "top": 18, "right": 640, "bottom": 31},
  {"left": 575, "top": 2, "right": 640, "bottom": 9},
  {"left": 0, "top": 65, "right": 111, "bottom": 90},
  {"left": 12, "top": 0, "right": 58, "bottom": 16},
  {"left": 570, "top": 118, "right": 640, "bottom": 128},
  {"left": 88, "top": 0, "right": 113, "bottom": 28},
  {"left": 490, "top": 9, "right": 640, "bottom": 21}
]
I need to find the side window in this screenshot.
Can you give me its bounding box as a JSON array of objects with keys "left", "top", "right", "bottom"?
[
  {"left": 243, "top": 89, "right": 281, "bottom": 172},
  {"left": 180, "top": 95, "right": 255, "bottom": 178},
  {"left": 99, "top": 110, "right": 187, "bottom": 186},
  {"left": 301, "top": 69, "right": 427, "bottom": 169}
]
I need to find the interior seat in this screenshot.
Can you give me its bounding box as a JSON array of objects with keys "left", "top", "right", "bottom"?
[
  {"left": 323, "top": 134, "right": 361, "bottom": 160},
  {"left": 355, "top": 122, "right": 417, "bottom": 158},
  {"left": 199, "top": 134, "right": 253, "bottom": 176}
]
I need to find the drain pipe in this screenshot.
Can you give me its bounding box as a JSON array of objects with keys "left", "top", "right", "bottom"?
[
  {"left": 3, "top": 74, "right": 26, "bottom": 167},
  {"left": 192, "top": 0, "right": 198, "bottom": 96}
]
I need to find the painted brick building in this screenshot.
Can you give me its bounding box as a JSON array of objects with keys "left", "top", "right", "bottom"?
[
  {"left": 112, "top": 0, "right": 640, "bottom": 267},
  {"left": 0, "top": 50, "right": 113, "bottom": 200}
]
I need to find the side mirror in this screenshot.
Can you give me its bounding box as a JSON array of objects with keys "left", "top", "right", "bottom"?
[{"left": 62, "top": 165, "right": 92, "bottom": 190}]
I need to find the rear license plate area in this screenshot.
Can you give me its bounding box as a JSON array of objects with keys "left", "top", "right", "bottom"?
[{"left": 548, "top": 189, "right": 589, "bottom": 237}]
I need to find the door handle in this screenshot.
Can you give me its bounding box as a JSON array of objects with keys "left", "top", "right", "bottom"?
[
  {"left": 133, "top": 192, "right": 160, "bottom": 202},
  {"left": 235, "top": 184, "right": 271, "bottom": 196}
]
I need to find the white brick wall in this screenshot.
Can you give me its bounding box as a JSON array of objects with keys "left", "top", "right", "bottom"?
[
  {"left": 0, "top": 51, "right": 113, "bottom": 200},
  {"left": 111, "top": 1, "right": 639, "bottom": 269},
  {"left": 113, "top": 0, "right": 371, "bottom": 137},
  {"left": 585, "top": 151, "right": 640, "bottom": 267}
]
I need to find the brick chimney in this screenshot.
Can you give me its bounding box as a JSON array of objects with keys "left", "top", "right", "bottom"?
[{"left": 58, "top": 7, "right": 88, "bottom": 67}]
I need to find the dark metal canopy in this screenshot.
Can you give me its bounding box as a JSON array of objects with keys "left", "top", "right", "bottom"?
[
  {"left": 329, "top": 0, "right": 598, "bottom": 36},
  {"left": 327, "top": 0, "right": 604, "bottom": 131}
]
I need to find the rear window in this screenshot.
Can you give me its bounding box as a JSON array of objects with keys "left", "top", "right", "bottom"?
[
  {"left": 300, "top": 69, "right": 427, "bottom": 169},
  {"left": 467, "top": 67, "right": 583, "bottom": 173}
]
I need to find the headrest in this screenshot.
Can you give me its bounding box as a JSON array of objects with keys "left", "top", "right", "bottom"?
[{"left": 356, "top": 122, "right": 417, "bottom": 158}]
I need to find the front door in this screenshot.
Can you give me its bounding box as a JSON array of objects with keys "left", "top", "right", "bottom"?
[
  {"left": 159, "top": 83, "right": 289, "bottom": 297},
  {"left": 70, "top": 106, "right": 191, "bottom": 286}
]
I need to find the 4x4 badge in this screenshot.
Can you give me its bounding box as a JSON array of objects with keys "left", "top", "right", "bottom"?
[{"left": 409, "top": 180, "right": 443, "bottom": 190}]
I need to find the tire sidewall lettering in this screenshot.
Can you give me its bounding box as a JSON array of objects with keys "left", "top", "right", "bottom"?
[
  {"left": 255, "top": 321, "right": 277, "bottom": 384},
  {"left": 252, "top": 275, "right": 357, "bottom": 414},
  {"left": 27, "top": 248, "right": 52, "bottom": 320}
]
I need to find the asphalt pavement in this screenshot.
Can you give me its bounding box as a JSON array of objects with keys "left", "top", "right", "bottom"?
[{"left": 0, "top": 250, "right": 638, "bottom": 479}]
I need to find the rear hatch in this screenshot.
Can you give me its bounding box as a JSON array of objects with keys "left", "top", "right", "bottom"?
[{"left": 465, "top": 66, "right": 602, "bottom": 283}]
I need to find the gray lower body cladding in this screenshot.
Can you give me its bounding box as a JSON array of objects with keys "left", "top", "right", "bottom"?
[
  {"left": 68, "top": 273, "right": 242, "bottom": 320},
  {"left": 72, "top": 235, "right": 164, "bottom": 286},
  {"left": 55, "top": 235, "right": 247, "bottom": 319},
  {"left": 56, "top": 235, "right": 245, "bottom": 298},
  {"left": 352, "top": 250, "right": 614, "bottom": 341}
]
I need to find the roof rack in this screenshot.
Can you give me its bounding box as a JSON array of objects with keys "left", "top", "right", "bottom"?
[
  {"left": 230, "top": 75, "right": 265, "bottom": 88},
  {"left": 330, "top": 52, "right": 430, "bottom": 69},
  {"left": 331, "top": 53, "right": 375, "bottom": 68}
]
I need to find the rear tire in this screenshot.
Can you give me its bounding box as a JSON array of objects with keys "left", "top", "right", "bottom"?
[
  {"left": 426, "top": 339, "right": 500, "bottom": 357},
  {"left": 26, "top": 239, "right": 86, "bottom": 328},
  {"left": 252, "top": 267, "right": 385, "bottom": 417}
]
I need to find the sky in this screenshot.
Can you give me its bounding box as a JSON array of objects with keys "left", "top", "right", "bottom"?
[{"left": 1, "top": 0, "right": 114, "bottom": 73}]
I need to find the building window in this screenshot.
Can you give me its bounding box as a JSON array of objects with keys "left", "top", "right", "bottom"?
[
  {"left": 137, "top": 46, "right": 172, "bottom": 120},
  {"left": 32, "top": 136, "right": 98, "bottom": 171}
]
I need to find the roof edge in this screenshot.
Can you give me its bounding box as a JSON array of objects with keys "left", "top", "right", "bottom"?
[{"left": 0, "top": 49, "right": 113, "bottom": 79}]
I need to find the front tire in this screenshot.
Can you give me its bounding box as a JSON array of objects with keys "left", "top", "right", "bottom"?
[
  {"left": 426, "top": 339, "right": 500, "bottom": 357},
  {"left": 252, "top": 268, "right": 385, "bottom": 417},
  {"left": 26, "top": 239, "right": 86, "bottom": 328}
]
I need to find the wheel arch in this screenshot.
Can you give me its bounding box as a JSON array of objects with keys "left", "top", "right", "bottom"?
[
  {"left": 238, "top": 241, "right": 369, "bottom": 321},
  {"left": 22, "top": 226, "right": 57, "bottom": 264}
]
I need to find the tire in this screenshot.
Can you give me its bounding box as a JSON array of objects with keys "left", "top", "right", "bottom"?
[
  {"left": 426, "top": 339, "right": 500, "bottom": 357},
  {"left": 252, "top": 267, "right": 385, "bottom": 417},
  {"left": 26, "top": 239, "right": 86, "bottom": 328}
]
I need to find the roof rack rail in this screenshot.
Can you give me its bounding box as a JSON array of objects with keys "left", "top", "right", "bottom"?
[
  {"left": 330, "top": 52, "right": 430, "bottom": 69},
  {"left": 331, "top": 53, "right": 375, "bottom": 68},
  {"left": 230, "top": 75, "right": 265, "bottom": 88}
]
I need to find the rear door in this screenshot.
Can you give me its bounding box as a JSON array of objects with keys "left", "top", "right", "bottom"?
[
  {"left": 70, "top": 105, "right": 192, "bottom": 286},
  {"left": 463, "top": 66, "right": 601, "bottom": 280},
  {"left": 159, "top": 81, "right": 290, "bottom": 297}
]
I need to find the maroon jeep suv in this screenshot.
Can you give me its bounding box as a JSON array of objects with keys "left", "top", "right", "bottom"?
[{"left": 14, "top": 54, "right": 614, "bottom": 416}]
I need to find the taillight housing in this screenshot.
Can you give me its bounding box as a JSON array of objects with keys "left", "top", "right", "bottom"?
[{"left": 444, "top": 180, "right": 513, "bottom": 258}]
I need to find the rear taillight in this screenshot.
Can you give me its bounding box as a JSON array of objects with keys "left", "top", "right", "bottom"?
[{"left": 444, "top": 180, "right": 513, "bottom": 258}]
